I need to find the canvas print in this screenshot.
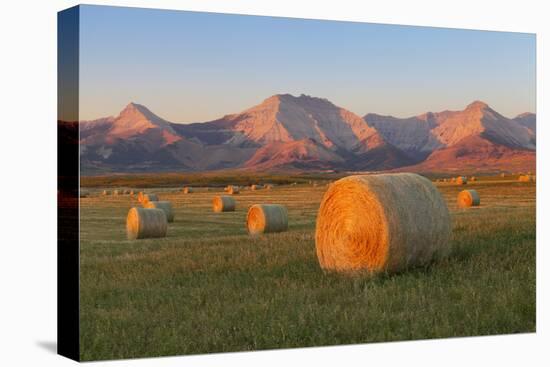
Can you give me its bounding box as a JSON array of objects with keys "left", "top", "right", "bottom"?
[{"left": 58, "top": 4, "right": 536, "bottom": 361}]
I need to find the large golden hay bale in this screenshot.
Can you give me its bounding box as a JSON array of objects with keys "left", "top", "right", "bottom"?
[
  {"left": 227, "top": 185, "right": 240, "bottom": 195},
  {"left": 315, "top": 173, "right": 451, "bottom": 273},
  {"left": 456, "top": 176, "right": 467, "bottom": 184},
  {"left": 144, "top": 200, "right": 174, "bottom": 222},
  {"left": 126, "top": 207, "right": 167, "bottom": 240},
  {"left": 183, "top": 187, "right": 193, "bottom": 194},
  {"left": 246, "top": 204, "right": 288, "bottom": 235},
  {"left": 213, "top": 195, "right": 236, "bottom": 212},
  {"left": 518, "top": 174, "right": 533, "bottom": 182},
  {"left": 457, "top": 189, "right": 480, "bottom": 208}
]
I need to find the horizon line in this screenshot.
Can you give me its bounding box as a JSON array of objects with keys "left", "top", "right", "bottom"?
[{"left": 79, "top": 94, "right": 536, "bottom": 124}]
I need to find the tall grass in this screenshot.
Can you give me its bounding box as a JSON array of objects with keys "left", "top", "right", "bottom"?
[{"left": 79, "top": 179, "right": 535, "bottom": 361}]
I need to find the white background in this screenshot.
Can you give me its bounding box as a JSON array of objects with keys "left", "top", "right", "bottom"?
[{"left": 0, "top": 0, "right": 547, "bottom": 365}]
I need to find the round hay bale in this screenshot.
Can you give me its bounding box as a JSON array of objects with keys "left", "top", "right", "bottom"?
[
  {"left": 113, "top": 189, "right": 120, "bottom": 196},
  {"left": 470, "top": 176, "right": 476, "bottom": 182},
  {"left": 144, "top": 200, "right": 174, "bottom": 222},
  {"left": 250, "top": 184, "right": 263, "bottom": 191},
  {"left": 450, "top": 177, "right": 456, "bottom": 183},
  {"left": 137, "top": 191, "right": 144, "bottom": 203},
  {"left": 183, "top": 187, "right": 193, "bottom": 194},
  {"left": 102, "top": 190, "right": 111, "bottom": 196},
  {"left": 456, "top": 176, "right": 467, "bottom": 185},
  {"left": 315, "top": 173, "right": 451, "bottom": 273},
  {"left": 227, "top": 185, "right": 240, "bottom": 195},
  {"left": 142, "top": 193, "right": 158, "bottom": 204},
  {"left": 265, "top": 184, "right": 274, "bottom": 190},
  {"left": 518, "top": 174, "right": 532, "bottom": 182},
  {"left": 457, "top": 189, "right": 480, "bottom": 208},
  {"left": 213, "top": 195, "right": 236, "bottom": 212},
  {"left": 126, "top": 207, "right": 167, "bottom": 240},
  {"left": 501, "top": 173, "right": 506, "bottom": 177},
  {"left": 246, "top": 204, "right": 288, "bottom": 235}
]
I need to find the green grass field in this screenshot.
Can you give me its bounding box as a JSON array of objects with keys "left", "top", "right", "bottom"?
[{"left": 79, "top": 177, "right": 536, "bottom": 361}]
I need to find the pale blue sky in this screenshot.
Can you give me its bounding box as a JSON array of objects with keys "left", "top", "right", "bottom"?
[{"left": 78, "top": 5, "right": 536, "bottom": 122}]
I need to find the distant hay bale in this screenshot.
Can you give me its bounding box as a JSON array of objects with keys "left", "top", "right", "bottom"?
[
  {"left": 126, "top": 207, "right": 167, "bottom": 240},
  {"left": 227, "top": 185, "right": 240, "bottom": 195},
  {"left": 457, "top": 189, "right": 480, "bottom": 208},
  {"left": 518, "top": 175, "right": 532, "bottom": 182},
  {"left": 470, "top": 176, "right": 476, "bottom": 182},
  {"left": 501, "top": 173, "right": 506, "bottom": 177},
  {"left": 265, "top": 184, "right": 274, "bottom": 190},
  {"left": 456, "top": 176, "right": 467, "bottom": 185},
  {"left": 213, "top": 195, "right": 236, "bottom": 212},
  {"left": 183, "top": 187, "right": 193, "bottom": 194},
  {"left": 102, "top": 190, "right": 111, "bottom": 196},
  {"left": 79, "top": 190, "right": 89, "bottom": 198},
  {"left": 129, "top": 190, "right": 134, "bottom": 196},
  {"left": 251, "top": 184, "right": 264, "bottom": 191},
  {"left": 450, "top": 177, "right": 456, "bottom": 183},
  {"left": 315, "top": 173, "right": 451, "bottom": 273},
  {"left": 144, "top": 200, "right": 174, "bottom": 222},
  {"left": 113, "top": 189, "right": 120, "bottom": 196},
  {"left": 246, "top": 204, "right": 288, "bottom": 235},
  {"left": 139, "top": 193, "right": 158, "bottom": 204}
]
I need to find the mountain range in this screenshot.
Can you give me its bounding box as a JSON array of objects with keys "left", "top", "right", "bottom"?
[{"left": 78, "top": 94, "right": 536, "bottom": 174}]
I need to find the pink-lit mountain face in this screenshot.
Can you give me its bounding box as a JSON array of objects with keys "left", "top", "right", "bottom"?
[{"left": 79, "top": 94, "right": 535, "bottom": 173}]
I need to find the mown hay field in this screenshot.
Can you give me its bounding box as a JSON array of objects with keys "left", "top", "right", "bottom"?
[{"left": 79, "top": 177, "right": 536, "bottom": 361}]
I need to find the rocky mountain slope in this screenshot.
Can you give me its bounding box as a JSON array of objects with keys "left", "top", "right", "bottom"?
[{"left": 78, "top": 94, "right": 536, "bottom": 173}]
